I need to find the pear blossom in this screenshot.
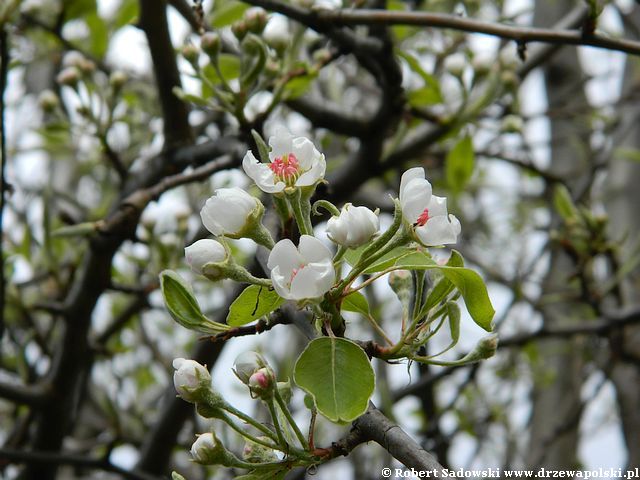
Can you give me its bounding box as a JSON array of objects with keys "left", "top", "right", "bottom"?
[
  {"left": 184, "top": 239, "right": 226, "bottom": 274},
  {"left": 173, "top": 358, "right": 211, "bottom": 403},
  {"left": 267, "top": 235, "right": 335, "bottom": 300},
  {"left": 242, "top": 127, "right": 325, "bottom": 193},
  {"left": 326, "top": 203, "right": 379, "bottom": 247},
  {"left": 200, "top": 187, "right": 261, "bottom": 237},
  {"left": 399, "top": 167, "right": 461, "bottom": 246}
]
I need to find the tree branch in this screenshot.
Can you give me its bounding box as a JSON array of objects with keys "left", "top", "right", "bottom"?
[
  {"left": 0, "top": 448, "right": 161, "bottom": 480},
  {"left": 318, "top": 404, "right": 445, "bottom": 472},
  {"left": 317, "top": 8, "right": 640, "bottom": 57},
  {"left": 138, "top": 0, "right": 192, "bottom": 147},
  {"left": 0, "top": 378, "right": 50, "bottom": 407}
]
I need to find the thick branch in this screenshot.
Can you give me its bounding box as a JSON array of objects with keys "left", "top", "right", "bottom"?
[
  {"left": 319, "top": 405, "right": 444, "bottom": 472},
  {"left": 318, "top": 9, "right": 640, "bottom": 57},
  {"left": 0, "top": 378, "right": 50, "bottom": 407},
  {"left": 138, "top": 0, "right": 192, "bottom": 147}
]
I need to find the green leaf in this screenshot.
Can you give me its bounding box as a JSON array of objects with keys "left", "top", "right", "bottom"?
[
  {"left": 283, "top": 73, "right": 317, "bottom": 100},
  {"left": 226, "top": 285, "right": 285, "bottom": 326},
  {"left": 553, "top": 184, "right": 579, "bottom": 222},
  {"left": 407, "top": 85, "right": 442, "bottom": 107},
  {"left": 251, "top": 129, "right": 271, "bottom": 163},
  {"left": 172, "top": 87, "right": 210, "bottom": 107},
  {"left": 159, "top": 270, "right": 230, "bottom": 333},
  {"left": 203, "top": 55, "right": 241, "bottom": 85},
  {"left": 341, "top": 291, "right": 370, "bottom": 316},
  {"left": 446, "top": 135, "right": 474, "bottom": 193},
  {"left": 420, "top": 250, "right": 463, "bottom": 315},
  {"left": 212, "top": 0, "right": 249, "bottom": 28},
  {"left": 65, "top": 0, "right": 97, "bottom": 20},
  {"left": 395, "top": 252, "right": 494, "bottom": 331},
  {"left": 112, "top": 0, "right": 138, "bottom": 29},
  {"left": 294, "top": 337, "right": 375, "bottom": 424}
]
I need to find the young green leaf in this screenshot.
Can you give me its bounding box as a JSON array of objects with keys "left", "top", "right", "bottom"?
[
  {"left": 294, "top": 337, "right": 375, "bottom": 424},
  {"left": 226, "top": 285, "right": 285, "bottom": 327},
  {"left": 341, "top": 291, "right": 371, "bottom": 317},
  {"left": 159, "top": 270, "right": 230, "bottom": 333},
  {"left": 395, "top": 252, "right": 494, "bottom": 331}
]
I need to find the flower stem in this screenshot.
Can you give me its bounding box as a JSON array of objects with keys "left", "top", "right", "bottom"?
[
  {"left": 217, "top": 410, "right": 282, "bottom": 451},
  {"left": 274, "top": 388, "right": 309, "bottom": 450},
  {"left": 265, "top": 397, "right": 289, "bottom": 449},
  {"left": 222, "top": 403, "right": 279, "bottom": 442}
]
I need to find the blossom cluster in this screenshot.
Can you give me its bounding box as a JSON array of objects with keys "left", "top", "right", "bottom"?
[{"left": 184, "top": 127, "right": 461, "bottom": 301}]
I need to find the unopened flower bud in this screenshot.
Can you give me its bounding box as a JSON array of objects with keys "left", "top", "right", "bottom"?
[
  {"left": 501, "top": 114, "right": 523, "bottom": 134},
  {"left": 248, "top": 367, "right": 276, "bottom": 399},
  {"left": 38, "top": 89, "right": 59, "bottom": 112},
  {"left": 244, "top": 7, "right": 268, "bottom": 34},
  {"left": 56, "top": 67, "right": 80, "bottom": 88},
  {"left": 472, "top": 52, "right": 493, "bottom": 77},
  {"left": 182, "top": 44, "right": 200, "bottom": 67},
  {"left": 62, "top": 51, "right": 85, "bottom": 68},
  {"left": 200, "top": 32, "right": 221, "bottom": 59},
  {"left": 109, "top": 70, "right": 128, "bottom": 90},
  {"left": 231, "top": 20, "right": 249, "bottom": 41},
  {"left": 78, "top": 58, "right": 96, "bottom": 75},
  {"left": 184, "top": 239, "right": 227, "bottom": 275},
  {"left": 326, "top": 203, "right": 379, "bottom": 248},
  {"left": 243, "top": 437, "right": 278, "bottom": 463},
  {"left": 444, "top": 53, "right": 466, "bottom": 77},
  {"left": 173, "top": 358, "right": 212, "bottom": 403},
  {"left": 233, "top": 351, "right": 268, "bottom": 384},
  {"left": 262, "top": 15, "right": 289, "bottom": 52},
  {"left": 190, "top": 432, "right": 238, "bottom": 466},
  {"left": 500, "top": 70, "right": 519, "bottom": 91}
]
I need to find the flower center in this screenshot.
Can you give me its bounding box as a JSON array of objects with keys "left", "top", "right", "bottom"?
[
  {"left": 289, "top": 266, "right": 304, "bottom": 286},
  {"left": 416, "top": 208, "right": 430, "bottom": 227},
  {"left": 269, "top": 153, "right": 301, "bottom": 185}
]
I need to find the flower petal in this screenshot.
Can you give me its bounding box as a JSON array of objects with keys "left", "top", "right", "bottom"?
[
  {"left": 400, "top": 177, "right": 432, "bottom": 223},
  {"left": 295, "top": 153, "right": 326, "bottom": 186},
  {"left": 270, "top": 266, "right": 294, "bottom": 300},
  {"left": 242, "top": 151, "right": 285, "bottom": 193},
  {"left": 269, "top": 127, "right": 294, "bottom": 159},
  {"left": 298, "top": 235, "right": 332, "bottom": 264},
  {"left": 289, "top": 261, "right": 335, "bottom": 300},
  {"left": 426, "top": 195, "right": 448, "bottom": 217},
  {"left": 291, "top": 136, "right": 318, "bottom": 169},
  {"left": 415, "top": 215, "right": 460, "bottom": 246},
  {"left": 267, "top": 238, "right": 304, "bottom": 277}
]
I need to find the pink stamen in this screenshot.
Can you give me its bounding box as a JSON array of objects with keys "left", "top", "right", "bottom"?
[
  {"left": 269, "top": 153, "right": 300, "bottom": 182},
  {"left": 416, "top": 208, "right": 430, "bottom": 227},
  {"left": 290, "top": 266, "right": 302, "bottom": 284}
]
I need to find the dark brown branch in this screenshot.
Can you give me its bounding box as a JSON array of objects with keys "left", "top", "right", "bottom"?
[
  {"left": 138, "top": 0, "right": 192, "bottom": 147},
  {"left": 317, "top": 9, "right": 640, "bottom": 57},
  {"left": 168, "top": 0, "right": 204, "bottom": 33},
  {"left": 286, "top": 98, "right": 372, "bottom": 137},
  {"left": 0, "top": 448, "right": 161, "bottom": 480},
  {"left": 317, "top": 404, "right": 444, "bottom": 472},
  {"left": 0, "top": 378, "right": 50, "bottom": 407}
]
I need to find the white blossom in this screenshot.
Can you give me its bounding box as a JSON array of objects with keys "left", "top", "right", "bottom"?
[
  {"left": 267, "top": 235, "right": 335, "bottom": 300},
  {"left": 200, "top": 187, "right": 261, "bottom": 237},
  {"left": 326, "top": 203, "right": 379, "bottom": 247},
  {"left": 399, "top": 167, "right": 461, "bottom": 246},
  {"left": 242, "top": 127, "right": 325, "bottom": 193},
  {"left": 184, "top": 239, "right": 226, "bottom": 274}
]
